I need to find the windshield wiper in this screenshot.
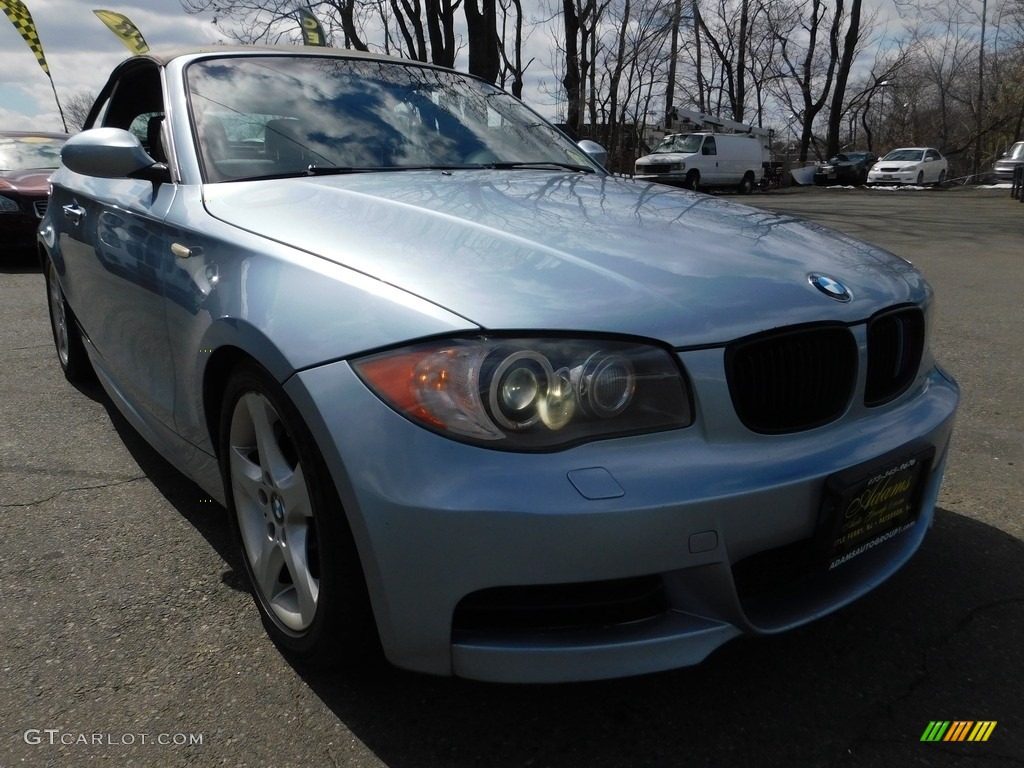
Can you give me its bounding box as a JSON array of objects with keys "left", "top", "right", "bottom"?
[
  {"left": 306, "top": 165, "right": 473, "bottom": 176},
  {"left": 305, "top": 165, "right": 376, "bottom": 176},
  {"left": 484, "top": 161, "right": 596, "bottom": 174},
  {"left": 227, "top": 162, "right": 593, "bottom": 182},
  {"left": 228, "top": 165, "right": 457, "bottom": 181}
]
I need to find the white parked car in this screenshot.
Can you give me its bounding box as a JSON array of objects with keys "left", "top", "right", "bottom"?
[{"left": 867, "top": 147, "right": 948, "bottom": 186}]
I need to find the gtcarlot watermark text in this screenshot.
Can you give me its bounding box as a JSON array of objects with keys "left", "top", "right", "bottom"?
[{"left": 24, "top": 729, "right": 203, "bottom": 746}]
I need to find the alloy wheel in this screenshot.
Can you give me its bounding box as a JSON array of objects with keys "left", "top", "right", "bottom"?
[{"left": 228, "top": 392, "right": 320, "bottom": 634}]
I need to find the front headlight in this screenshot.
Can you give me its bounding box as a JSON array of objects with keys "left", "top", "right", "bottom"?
[
  {"left": 353, "top": 336, "right": 693, "bottom": 450},
  {"left": 0, "top": 195, "right": 19, "bottom": 213}
]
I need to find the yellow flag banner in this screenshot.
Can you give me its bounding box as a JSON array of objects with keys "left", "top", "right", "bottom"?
[
  {"left": 0, "top": 0, "right": 50, "bottom": 74},
  {"left": 93, "top": 9, "right": 150, "bottom": 55},
  {"left": 297, "top": 7, "right": 326, "bottom": 47}
]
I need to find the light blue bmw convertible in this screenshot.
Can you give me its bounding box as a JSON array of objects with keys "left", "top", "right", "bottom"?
[{"left": 40, "top": 46, "right": 959, "bottom": 683}]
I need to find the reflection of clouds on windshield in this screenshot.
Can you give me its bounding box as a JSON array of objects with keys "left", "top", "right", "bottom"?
[{"left": 186, "top": 55, "right": 593, "bottom": 179}]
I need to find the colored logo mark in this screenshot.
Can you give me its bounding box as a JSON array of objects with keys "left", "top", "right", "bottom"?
[{"left": 921, "top": 721, "right": 997, "bottom": 742}]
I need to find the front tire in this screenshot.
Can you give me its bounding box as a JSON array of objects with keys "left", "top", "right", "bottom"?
[
  {"left": 219, "top": 362, "right": 377, "bottom": 667},
  {"left": 682, "top": 170, "right": 700, "bottom": 190},
  {"left": 45, "top": 257, "right": 92, "bottom": 382}
]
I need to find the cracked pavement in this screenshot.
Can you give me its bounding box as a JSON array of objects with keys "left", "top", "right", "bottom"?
[{"left": 1, "top": 187, "right": 1021, "bottom": 767}]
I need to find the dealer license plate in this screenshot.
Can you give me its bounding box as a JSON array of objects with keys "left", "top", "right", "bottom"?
[{"left": 817, "top": 447, "right": 934, "bottom": 569}]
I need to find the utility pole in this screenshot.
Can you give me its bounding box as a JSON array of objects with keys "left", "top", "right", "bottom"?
[
  {"left": 665, "top": 0, "right": 681, "bottom": 129},
  {"left": 974, "top": 0, "right": 987, "bottom": 178}
]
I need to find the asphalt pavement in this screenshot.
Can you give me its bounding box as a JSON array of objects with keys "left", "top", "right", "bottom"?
[{"left": 1, "top": 185, "right": 1021, "bottom": 767}]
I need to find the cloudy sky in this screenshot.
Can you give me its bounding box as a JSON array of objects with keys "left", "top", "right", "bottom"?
[
  {"left": 1, "top": 0, "right": 566, "bottom": 132},
  {"left": 1, "top": 0, "right": 930, "bottom": 135},
  {"left": 1, "top": 0, "right": 221, "bottom": 131}
]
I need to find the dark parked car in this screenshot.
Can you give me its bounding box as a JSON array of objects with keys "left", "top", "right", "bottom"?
[
  {"left": 813, "top": 151, "right": 879, "bottom": 186},
  {"left": 0, "top": 131, "right": 68, "bottom": 257},
  {"left": 992, "top": 141, "right": 1024, "bottom": 183}
]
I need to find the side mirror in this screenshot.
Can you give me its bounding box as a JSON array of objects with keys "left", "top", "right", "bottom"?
[
  {"left": 62, "top": 127, "right": 167, "bottom": 182},
  {"left": 577, "top": 139, "right": 608, "bottom": 168}
]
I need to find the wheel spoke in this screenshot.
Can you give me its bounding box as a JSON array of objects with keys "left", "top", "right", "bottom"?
[
  {"left": 279, "top": 462, "right": 319, "bottom": 628},
  {"left": 246, "top": 395, "right": 295, "bottom": 485},
  {"left": 278, "top": 462, "right": 310, "bottom": 519},
  {"left": 48, "top": 265, "right": 69, "bottom": 363},
  {"left": 251, "top": 535, "right": 287, "bottom": 610},
  {"left": 229, "top": 444, "right": 263, "bottom": 505},
  {"left": 280, "top": 522, "right": 319, "bottom": 627}
]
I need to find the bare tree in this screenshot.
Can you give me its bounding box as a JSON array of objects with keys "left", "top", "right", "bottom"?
[
  {"left": 891, "top": 0, "right": 1024, "bottom": 175},
  {"left": 764, "top": 0, "right": 854, "bottom": 161},
  {"left": 181, "top": 0, "right": 310, "bottom": 44},
  {"left": 560, "top": 0, "right": 587, "bottom": 135},
  {"left": 180, "top": 0, "right": 472, "bottom": 74},
  {"left": 465, "top": 0, "right": 501, "bottom": 82},
  {"left": 62, "top": 90, "right": 98, "bottom": 133},
  {"left": 497, "top": 0, "right": 533, "bottom": 96},
  {"left": 695, "top": 0, "right": 752, "bottom": 120},
  {"left": 824, "top": 0, "right": 863, "bottom": 156}
]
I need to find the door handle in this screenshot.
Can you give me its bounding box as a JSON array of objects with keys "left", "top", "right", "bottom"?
[{"left": 62, "top": 203, "right": 85, "bottom": 225}]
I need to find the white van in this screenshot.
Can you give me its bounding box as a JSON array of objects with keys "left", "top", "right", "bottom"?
[{"left": 634, "top": 131, "right": 770, "bottom": 193}]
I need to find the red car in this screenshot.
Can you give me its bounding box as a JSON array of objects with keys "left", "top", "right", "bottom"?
[{"left": 0, "top": 131, "right": 69, "bottom": 257}]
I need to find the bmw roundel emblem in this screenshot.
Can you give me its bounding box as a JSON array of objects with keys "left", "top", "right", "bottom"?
[{"left": 808, "top": 273, "right": 853, "bottom": 302}]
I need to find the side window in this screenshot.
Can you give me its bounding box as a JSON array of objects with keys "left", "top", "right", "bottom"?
[
  {"left": 702, "top": 136, "right": 717, "bottom": 156},
  {"left": 926, "top": 150, "right": 940, "bottom": 161},
  {"left": 128, "top": 112, "right": 162, "bottom": 146},
  {"left": 99, "top": 62, "right": 166, "bottom": 162}
]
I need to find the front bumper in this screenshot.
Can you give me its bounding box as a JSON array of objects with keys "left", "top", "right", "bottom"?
[
  {"left": 634, "top": 172, "right": 687, "bottom": 185},
  {"left": 994, "top": 164, "right": 1022, "bottom": 182},
  {"left": 0, "top": 210, "right": 43, "bottom": 253},
  {"left": 287, "top": 351, "right": 958, "bottom": 683},
  {"left": 867, "top": 169, "right": 919, "bottom": 185}
]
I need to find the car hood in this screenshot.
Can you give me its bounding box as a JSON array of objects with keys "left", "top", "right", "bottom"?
[
  {"left": 203, "top": 171, "right": 927, "bottom": 348},
  {"left": 0, "top": 168, "right": 53, "bottom": 193}
]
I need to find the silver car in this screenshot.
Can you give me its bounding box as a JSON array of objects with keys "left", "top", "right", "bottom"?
[
  {"left": 993, "top": 141, "right": 1024, "bottom": 183},
  {"left": 40, "top": 46, "right": 959, "bottom": 683}
]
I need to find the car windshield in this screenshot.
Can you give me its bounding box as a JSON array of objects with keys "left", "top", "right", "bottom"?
[
  {"left": 186, "top": 55, "right": 598, "bottom": 182},
  {"left": 650, "top": 134, "right": 703, "bottom": 155},
  {"left": 1006, "top": 142, "right": 1024, "bottom": 160},
  {"left": 0, "top": 136, "right": 65, "bottom": 171},
  {"left": 882, "top": 149, "right": 925, "bottom": 162}
]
